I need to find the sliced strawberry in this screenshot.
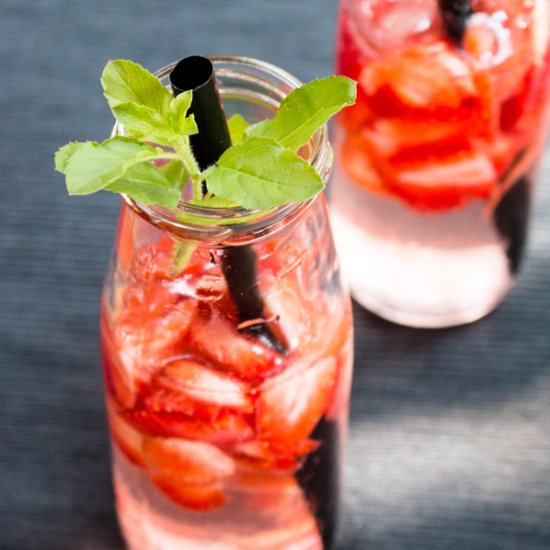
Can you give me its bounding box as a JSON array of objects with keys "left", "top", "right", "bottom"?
[
  {"left": 230, "top": 438, "right": 318, "bottom": 472},
  {"left": 150, "top": 473, "right": 227, "bottom": 511},
  {"left": 358, "top": 124, "right": 498, "bottom": 211},
  {"left": 105, "top": 394, "right": 146, "bottom": 467},
  {"left": 101, "top": 312, "right": 145, "bottom": 409},
  {"left": 369, "top": 117, "right": 473, "bottom": 156},
  {"left": 339, "top": 132, "right": 390, "bottom": 196},
  {"left": 383, "top": 147, "right": 497, "bottom": 210},
  {"left": 142, "top": 437, "right": 235, "bottom": 484},
  {"left": 121, "top": 284, "right": 198, "bottom": 348},
  {"left": 477, "top": 134, "right": 522, "bottom": 179},
  {"left": 464, "top": 5, "right": 535, "bottom": 100},
  {"left": 256, "top": 356, "right": 338, "bottom": 451},
  {"left": 145, "top": 359, "right": 254, "bottom": 420},
  {"left": 120, "top": 287, "right": 198, "bottom": 367},
  {"left": 102, "top": 291, "right": 199, "bottom": 409},
  {"left": 123, "top": 404, "right": 255, "bottom": 445},
  {"left": 142, "top": 296, "right": 198, "bottom": 357},
  {"left": 142, "top": 419, "right": 234, "bottom": 512},
  {"left": 189, "top": 313, "right": 285, "bottom": 382},
  {"left": 263, "top": 280, "right": 348, "bottom": 359},
  {"left": 471, "top": 70, "right": 500, "bottom": 139},
  {"left": 335, "top": 88, "right": 374, "bottom": 134},
  {"left": 360, "top": 42, "right": 477, "bottom": 111}
]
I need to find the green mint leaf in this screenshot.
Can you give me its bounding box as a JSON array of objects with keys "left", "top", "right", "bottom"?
[
  {"left": 60, "top": 136, "right": 170, "bottom": 195},
  {"left": 247, "top": 76, "right": 357, "bottom": 151},
  {"left": 112, "top": 100, "right": 196, "bottom": 146},
  {"left": 159, "top": 160, "right": 188, "bottom": 190},
  {"left": 101, "top": 59, "right": 171, "bottom": 115},
  {"left": 227, "top": 114, "right": 249, "bottom": 144},
  {"left": 105, "top": 162, "right": 181, "bottom": 208},
  {"left": 102, "top": 61, "right": 196, "bottom": 147},
  {"left": 203, "top": 136, "right": 323, "bottom": 210},
  {"left": 169, "top": 91, "right": 198, "bottom": 136},
  {"left": 111, "top": 102, "right": 169, "bottom": 142},
  {"left": 54, "top": 142, "right": 85, "bottom": 172}
]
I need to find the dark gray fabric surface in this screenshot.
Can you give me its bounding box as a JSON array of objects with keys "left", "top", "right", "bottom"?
[{"left": 1, "top": 1, "right": 549, "bottom": 548}]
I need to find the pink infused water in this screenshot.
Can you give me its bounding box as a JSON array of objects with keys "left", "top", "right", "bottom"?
[
  {"left": 101, "top": 194, "right": 353, "bottom": 549},
  {"left": 331, "top": 0, "right": 550, "bottom": 327}
]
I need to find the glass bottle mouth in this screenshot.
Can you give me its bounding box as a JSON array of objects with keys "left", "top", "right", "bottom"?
[{"left": 117, "top": 55, "right": 333, "bottom": 244}]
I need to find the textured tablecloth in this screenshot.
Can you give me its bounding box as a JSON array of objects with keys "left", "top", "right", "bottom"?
[{"left": 1, "top": 1, "right": 549, "bottom": 548}]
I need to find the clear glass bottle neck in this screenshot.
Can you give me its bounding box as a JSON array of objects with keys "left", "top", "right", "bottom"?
[{"left": 118, "top": 55, "right": 333, "bottom": 245}]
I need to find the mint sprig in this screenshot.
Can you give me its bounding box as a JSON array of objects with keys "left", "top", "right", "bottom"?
[
  {"left": 55, "top": 59, "right": 356, "bottom": 212},
  {"left": 246, "top": 75, "right": 356, "bottom": 151},
  {"left": 55, "top": 137, "right": 185, "bottom": 208},
  {"left": 203, "top": 136, "right": 323, "bottom": 210},
  {"left": 227, "top": 114, "right": 249, "bottom": 144}
]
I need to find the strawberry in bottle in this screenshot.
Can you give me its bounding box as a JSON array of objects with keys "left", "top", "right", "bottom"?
[
  {"left": 330, "top": 0, "right": 550, "bottom": 327},
  {"left": 55, "top": 49, "right": 356, "bottom": 548},
  {"left": 89, "top": 57, "right": 356, "bottom": 550}
]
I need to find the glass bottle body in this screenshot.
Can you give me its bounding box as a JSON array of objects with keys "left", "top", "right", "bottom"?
[
  {"left": 100, "top": 57, "right": 353, "bottom": 550},
  {"left": 331, "top": 0, "right": 550, "bottom": 327}
]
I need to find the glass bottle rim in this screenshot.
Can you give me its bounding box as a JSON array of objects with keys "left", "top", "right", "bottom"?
[{"left": 118, "top": 55, "right": 333, "bottom": 244}]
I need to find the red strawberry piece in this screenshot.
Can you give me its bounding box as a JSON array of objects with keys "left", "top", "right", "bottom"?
[
  {"left": 256, "top": 356, "right": 338, "bottom": 451},
  {"left": 150, "top": 473, "right": 227, "bottom": 511},
  {"left": 121, "top": 285, "right": 198, "bottom": 356},
  {"left": 368, "top": 118, "right": 473, "bottom": 156},
  {"left": 123, "top": 403, "right": 255, "bottom": 445},
  {"left": 102, "top": 292, "right": 198, "bottom": 408},
  {"left": 189, "top": 313, "right": 285, "bottom": 382},
  {"left": 230, "top": 439, "right": 318, "bottom": 472},
  {"left": 379, "top": 143, "right": 496, "bottom": 210},
  {"left": 360, "top": 42, "right": 477, "bottom": 111},
  {"left": 145, "top": 359, "right": 254, "bottom": 420},
  {"left": 263, "top": 281, "right": 332, "bottom": 353},
  {"left": 142, "top": 436, "right": 235, "bottom": 484},
  {"left": 142, "top": 436, "right": 234, "bottom": 511},
  {"left": 383, "top": 147, "right": 497, "bottom": 210},
  {"left": 335, "top": 88, "right": 374, "bottom": 134},
  {"left": 478, "top": 134, "right": 521, "bottom": 179},
  {"left": 339, "top": 132, "right": 390, "bottom": 196},
  {"left": 105, "top": 394, "right": 146, "bottom": 467},
  {"left": 101, "top": 312, "right": 146, "bottom": 409},
  {"left": 357, "top": 123, "right": 498, "bottom": 211}
]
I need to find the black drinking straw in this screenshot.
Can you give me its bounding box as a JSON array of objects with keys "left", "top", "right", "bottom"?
[
  {"left": 437, "top": 0, "right": 472, "bottom": 44},
  {"left": 170, "top": 56, "right": 286, "bottom": 353}
]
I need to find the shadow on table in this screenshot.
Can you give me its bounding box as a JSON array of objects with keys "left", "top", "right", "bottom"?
[
  {"left": 349, "top": 285, "right": 550, "bottom": 421},
  {"left": 338, "top": 495, "right": 550, "bottom": 550},
  {"left": 339, "top": 283, "right": 550, "bottom": 550}
]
